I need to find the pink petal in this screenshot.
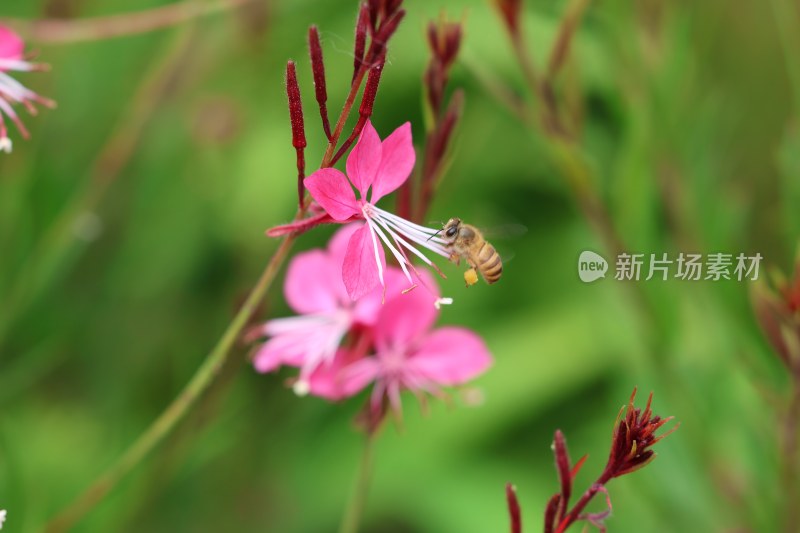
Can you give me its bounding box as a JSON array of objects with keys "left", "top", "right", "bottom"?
[
  {"left": 407, "top": 328, "right": 492, "bottom": 386},
  {"left": 351, "top": 267, "right": 406, "bottom": 325},
  {"left": 370, "top": 122, "right": 416, "bottom": 204},
  {"left": 346, "top": 121, "right": 382, "bottom": 198},
  {"left": 0, "top": 26, "right": 24, "bottom": 62},
  {"left": 343, "top": 224, "right": 385, "bottom": 301},
  {"left": 304, "top": 168, "right": 360, "bottom": 221},
  {"left": 252, "top": 337, "right": 305, "bottom": 373},
  {"left": 373, "top": 284, "right": 439, "bottom": 351},
  {"left": 284, "top": 250, "right": 341, "bottom": 314},
  {"left": 308, "top": 351, "right": 379, "bottom": 400},
  {"left": 328, "top": 223, "right": 364, "bottom": 263}
]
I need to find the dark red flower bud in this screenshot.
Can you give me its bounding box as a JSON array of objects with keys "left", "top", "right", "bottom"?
[
  {"left": 285, "top": 61, "right": 306, "bottom": 208},
  {"left": 493, "top": 0, "right": 523, "bottom": 37},
  {"left": 753, "top": 279, "right": 800, "bottom": 373},
  {"left": 424, "top": 19, "right": 462, "bottom": 117},
  {"left": 365, "top": 9, "right": 405, "bottom": 67},
  {"left": 359, "top": 54, "right": 384, "bottom": 117},
  {"left": 285, "top": 61, "right": 306, "bottom": 150},
  {"left": 385, "top": 0, "right": 403, "bottom": 17},
  {"left": 506, "top": 483, "right": 523, "bottom": 533},
  {"left": 543, "top": 493, "right": 559, "bottom": 533},
  {"left": 604, "top": 388, "right": 677, "bottom": 479},
  {"left": 552, "top": 430, "right": 572, "bottom": 520},
  {"left": 367, "top": 0, "right": 403, "bottom": 33},
  {"left": 547, "top": 0, "right": 591, "bottom": 80},
  {"left": 427, "top": 19, "right": 462, "bottom": 71},
  {"left": 368, "top": 0, "right": 381, "bottom": 32},
  {"left": 308, "top": 26, "right": 331, "bottom": 140},
  {"left": 330, "top": 55, "right": 386, "bottom": 166},
  {"left": 353, "top": 3, "right": 370, "bottom": 82}
]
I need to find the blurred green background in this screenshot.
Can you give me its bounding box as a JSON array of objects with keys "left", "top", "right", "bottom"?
[{"left": 1, "top": 0, "right": 799, "bottom": 531}]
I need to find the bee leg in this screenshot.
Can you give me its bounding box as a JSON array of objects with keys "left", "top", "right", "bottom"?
[
  {"left": 464, "top": 268, "right": 479, "bottom": 287},
  {"left": 448, "top": 253, "right": 461, "bottom": 266}
]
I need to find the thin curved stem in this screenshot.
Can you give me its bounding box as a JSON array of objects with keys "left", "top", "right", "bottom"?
[
  {"left": 0, "top": 0, "right": 254, "bottom": 44},
  {"left": 554, "top": 472, "right": 612, "bottom": 533},
  {"left": 339, "top": 432, "right": 378, "bottom": 533},
  {"left": 322, "top": 67, "right": 369, "bottom": 165},
  {"left": 43, "top": 31, "right": 372, "bottom": 529},
  {"left": 44, "top": 234, "right": 297, "bottom": 533}
]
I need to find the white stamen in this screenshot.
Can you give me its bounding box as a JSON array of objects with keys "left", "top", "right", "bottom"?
[
  {"left": 372, "top": 216, "right": 444, "bottom": 267},
  {"left": 0, "top": 58, "right": 36, "bottom": 71},
  {"left": 0, "top": 137, "right": 11, "bottom": 153},
  {"left": 373, "top": 206, "right": 447, "bottom": 241},
  {"left": 293, "top": 380, "right": 310, "bottom": 396},
  {"left": 368, "top": 218, "right": 413, "bottom": 283},
  {"left": 364, "top": 213, "right": 385, "bottom": 286},
  {"left": 262, "top": 312, "right": 351, "bottom": 383},
  {"left": 434, "top": 297, "right": 453, "bottom": 310},
  {"left": 0, "top": 72, "right": 36, "bottom": 102},
  {"left": 375, "top": 212, "right": 449, "bottom": 256}
]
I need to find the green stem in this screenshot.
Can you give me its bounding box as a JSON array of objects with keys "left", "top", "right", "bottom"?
[
  {"left": 44, "top": 234, "right": 297, "bottom": 533},
  {"left": 43, "top": 24, "right": 374, "bottom": 528},
  {"left": 0, "top": 0, "right": 254, "bottom": 44},
  {"left": 339, "top": 432, "right": 378, "bottom": 533}
]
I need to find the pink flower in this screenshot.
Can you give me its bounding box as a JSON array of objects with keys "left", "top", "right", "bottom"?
[
  {"left": 303, "top": 120, "right": 451, "bottom": 301},
  {"left": 308, "top": 274, "right": 492, "bottom": 411},
  {"left": 252, "top": 223, "right": 403, "bottom": 395},
  {"left": 0, "top": 25, "right": 55, "bottom": 152}
]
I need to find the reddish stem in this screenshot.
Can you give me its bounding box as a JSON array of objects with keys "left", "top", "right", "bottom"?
[
  {"left": 330, "top": 55, "right": 385, "bottom": 166},
  {"left": 553, "top": 471, "right": 612, "bottom": 533},
  {"left": 416, "top": 89, "right": 463, "bottom": 222},
  {"left": 783, "top": 382, "right": 800, "bottom": 533}
]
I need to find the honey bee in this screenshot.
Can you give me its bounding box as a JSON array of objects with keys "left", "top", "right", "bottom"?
[{"left": 440, "top": 217, "right": 502, "bottom": 286}]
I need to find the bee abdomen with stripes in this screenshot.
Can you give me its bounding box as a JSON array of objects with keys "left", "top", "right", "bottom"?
[{"left": 441, "top": 217, "right": 503, "bottom": 286}]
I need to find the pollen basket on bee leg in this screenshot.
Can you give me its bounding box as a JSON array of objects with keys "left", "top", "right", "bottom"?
[{"left": 464, "top": 268, "right": 479, "bottom": 286}]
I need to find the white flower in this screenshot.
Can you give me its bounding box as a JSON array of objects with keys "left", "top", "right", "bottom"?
[{"left": 0, "top": 25, "right": 55, "bottom": 152}]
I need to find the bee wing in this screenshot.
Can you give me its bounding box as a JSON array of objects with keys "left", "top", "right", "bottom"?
[
  {"left": 494, "top": 246, "right": 516, "bottom": 265},
  {"left": 477, "top": 224, "right": 525, "bottom": 266},
  {"left": 426, "top": 222, "right": 528, "bottom": 239},
  {"left": 479, "top": 223, "right": 528, "bottom": 239}
]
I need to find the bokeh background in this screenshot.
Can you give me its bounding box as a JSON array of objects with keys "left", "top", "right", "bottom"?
[{"left": 1, "top": 0, "right": 799, "bottom": 531}]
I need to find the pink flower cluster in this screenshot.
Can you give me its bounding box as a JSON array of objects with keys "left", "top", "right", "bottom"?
[
  {"left": 251, "top": 223, "right": 492, "bottom": 410},
  {"left": 0, "top": 25, "right": 55, "bottom": 152}
]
